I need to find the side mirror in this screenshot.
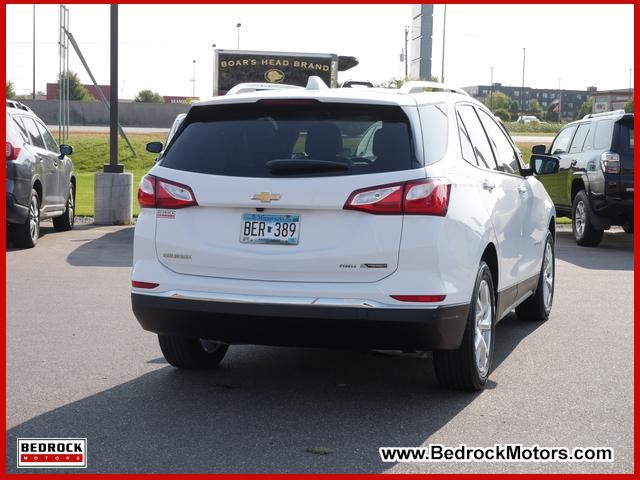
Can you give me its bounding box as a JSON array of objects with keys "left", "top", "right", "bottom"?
[
  {"left": 146, "top": 141, "right": 163, "bottom": 154},
  {"left": 59, "top": 144, "right": 73, "bottom": 156},
  {"left": 530, "top": 154, "right": 560, "bottom": 176},
  {"left": 531, "top": 144, "right": 546, "bottom": 155}
]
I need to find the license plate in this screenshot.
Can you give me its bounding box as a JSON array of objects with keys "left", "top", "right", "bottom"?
[{"left": 240, "top": 213, "right": 300, "bottom": 245}]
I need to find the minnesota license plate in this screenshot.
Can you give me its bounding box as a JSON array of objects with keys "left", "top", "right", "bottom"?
[{"left": 240, "top": 213, "right": 300, "bottom": 245}]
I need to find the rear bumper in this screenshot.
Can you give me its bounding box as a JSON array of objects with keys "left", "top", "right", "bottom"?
[
  {"left": 6, "top": 192, "right": 29, "bottom": 224},
  {"left": 131, "top": 293, "right": 469, "bottom": 350}
]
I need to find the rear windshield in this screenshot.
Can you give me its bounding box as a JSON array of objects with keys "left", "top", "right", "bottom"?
[{"left": 160, "top": 102, "right": 421, "bottom": 177}]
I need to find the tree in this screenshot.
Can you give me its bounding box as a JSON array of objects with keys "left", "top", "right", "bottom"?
[
  {"left": 527, "top": 99, "right": 543, "bottom": 118},
  {"left": 485, "top": 91, "right": 512, "bottom": 112},
  {"left": 624, "top": 98, "right": 634, "bottom": 113},
  {"left": 134, "top": 89, "right": 164, "bottom": 103},
  {"left": 509, "top": 99, "right": 520, "bottom": 121},
  {"left": 57, "top": 71, "right": 93, "bottom": 101},
  {"left": 493, "top": 109, "right": 511, "bottom": 122},
  {"left": 6, "top": 81, "right": 16, "bottom": 99},
  {"left": 578, "top": 98, "right": 593, "bottom": 118}
]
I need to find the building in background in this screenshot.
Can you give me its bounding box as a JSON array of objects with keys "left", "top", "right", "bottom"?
[
  {"left": 464, "top": 83, "right": 591, "bottom": 120},
  {"left": 590, "top": 88, "right": 633, "bottom": 113},
  {"left": 409, "top": 4, "right": 433, "bottom": 81}
]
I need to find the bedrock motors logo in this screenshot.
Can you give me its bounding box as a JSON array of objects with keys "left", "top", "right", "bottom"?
[{"left": 17, "top": 438, "right": 87, "bottom": 468}]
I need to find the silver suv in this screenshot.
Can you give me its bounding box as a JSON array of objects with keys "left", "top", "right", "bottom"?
[{"left": 6, "top": 100, "right": 75, "bottom": 247}]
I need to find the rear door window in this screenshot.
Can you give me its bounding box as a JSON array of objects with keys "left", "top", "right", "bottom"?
[
  {"left": 569, "top": 123, "right": 590, "bottom": 154},
  {"left": 35, "top": 120, "right": 59, "bottom": 153},
  {"left": 160, "top": 102, "right": 420, "bottom": 177},
  {"left": 457, "top": 105, "right": 498, "bottom": 170},
  {"left": 21, "top": 117, "right": 46, "bottom": 149},
  {"left": 477, "top": 108, "right": 521, "bottom": 173}
]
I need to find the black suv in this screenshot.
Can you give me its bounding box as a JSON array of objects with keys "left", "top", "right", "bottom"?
[
  {"left": 532, "top": 110, "right": 634, "bottom": 246},
  {"left": 6, "top": 101, "right": 76, "bottom": 248}
]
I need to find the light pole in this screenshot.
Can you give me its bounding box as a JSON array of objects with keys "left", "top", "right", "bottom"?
[
  {"left": 211, "top": 43, "right": 216, "bottom": 97},
  {"left": 236, "top": 23, "right": 241, "bottom": 49},
  {"left": 404, "top": 26, "right": 409, "bottom": 80},
  {"left": 32, "top": 5, "right": 36, "bottom": 100},
  {"left": 490, "top": 65, "right": 493, "bottom": 101},
  {"left": 558, "top": 77, "right": 562, "bottom": 123},
  {"left": 520, "top": 47, "right": 526, "bottom": 122},
  {"left": 191, "top": 59, "right": 196, "bottom": 97},
  {"left": 630, "top": 68, "right": 633, "bottom": 90},
  {"left": 441, "top": 4, "right": 447, "bottom": 83}
]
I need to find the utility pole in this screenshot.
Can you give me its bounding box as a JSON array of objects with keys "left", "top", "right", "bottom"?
[
  {"left": 490, "top": 66, "right": 493, "bottom": 100},
  {"left": 558, "top": 77, "right": 562, "bottom": 123},
  {"left": 404, "top": 26, "right": 409, "bottom": 80},
  {"left": 32, "top": 5, "right": 36, "bottom": 100},
  {"left": 520, "top": 47, "right": 526, "bottom": 122},
  {"left": 106, "top": 4, "right": 122, "bottom": 173},
  {"left": 191, "top": 59, "right": 196, "bottom": 97},
  {"left": 212, "top": 43, "right": 216, "bottom": 97},
  {"left": 630, "top": 68, "right": 633, "bottom": 90},
  {"left": 236, "top": 23, "right": 241, "bottom": 49},
  {"left": 441, "top": 4, "right": 447, "bottom": 83}
]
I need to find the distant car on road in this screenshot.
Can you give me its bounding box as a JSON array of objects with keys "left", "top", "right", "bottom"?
[
  {"left": 6, "top": 100, "right": 75, "bottom": 248},
  {"left": 531, "top": 110, "right": 634, "bottom": 246},
  {"left": 131, "top": 78, "right": 557, "bottom": 391}
]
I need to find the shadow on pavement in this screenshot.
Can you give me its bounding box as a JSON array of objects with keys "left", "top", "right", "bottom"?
[
  {"left": 6, "top": 313, "right": 541, "bottom": 474},
  {"left": 66, "top": 225, "right": 134, "bottom": 267},
  {"left": 555, "top": 230, "right": 633, "bottom": 271}
]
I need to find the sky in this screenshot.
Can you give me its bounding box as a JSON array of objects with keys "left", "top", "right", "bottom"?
[{"left": 6, "top": 4, "right": 635, "bottom": 99}]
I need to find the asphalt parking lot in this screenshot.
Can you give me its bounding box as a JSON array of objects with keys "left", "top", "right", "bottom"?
[{"left": 6, "top": 222, "right": 634, "bottom": 473}]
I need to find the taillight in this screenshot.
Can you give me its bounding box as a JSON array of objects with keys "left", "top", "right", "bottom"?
[
  {"left": 344, "top": 178, "right": 451, "bottom": 216},
  {"left": 6, "top": 142, "right": 21, "bottom": 161},
  {"left": 137, "top": 174, "right": 198, "bottom": 209},
  {"left": 391, "top": 295, "right": 446, "bottom": 302},
  {"left": 601, "top": 152, "right": 620, "bottom": 174}
]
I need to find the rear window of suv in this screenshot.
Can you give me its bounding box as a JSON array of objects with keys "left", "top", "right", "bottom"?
[{"left": 160, "top": 102, "right": 424, "bottom": 177}]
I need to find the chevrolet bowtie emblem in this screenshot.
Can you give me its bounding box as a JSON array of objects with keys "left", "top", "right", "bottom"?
[{"left": 252, "top": 192, "right": 282, "bottom": 203}]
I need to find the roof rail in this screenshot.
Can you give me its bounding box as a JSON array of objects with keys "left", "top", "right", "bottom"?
[
  {"left": 6, "top": 99, "right": 32, "bottom": 112},
  {"left": 582, "top": 109, "right": 626, "bottom": 120},
  {"left": 400, "top": 81, "right": 469, "bottom": 96},
  {"left": 226, "top": 82, "right": 303, "bottom": 95}
]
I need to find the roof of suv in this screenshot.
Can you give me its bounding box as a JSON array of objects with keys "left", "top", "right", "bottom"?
[{"left": 194, "top": 77, "right": 478, "bottom": 109}]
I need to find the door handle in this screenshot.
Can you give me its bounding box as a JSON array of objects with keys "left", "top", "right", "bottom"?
[
  {"left": 570, "top": 159, "right": 577, "bottom": 168},
  {"left": 482, "top": 179, "right": 495, "bottom": 191},
  {"left": 53, "top": 160, "right": 59, "bottom": 167},
  {"left": 517, "top": 184, "right": 528, "bottom": 195}
]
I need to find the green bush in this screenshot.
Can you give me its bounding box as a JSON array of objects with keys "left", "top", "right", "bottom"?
[
  {"left": 493, "top": 109, "right": 511, "bottom": 122},
  {"left": 504, "top": 122, "right": 563, "bottom": 134}
]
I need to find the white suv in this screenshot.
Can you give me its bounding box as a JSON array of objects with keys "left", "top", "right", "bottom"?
[{"left": 132, "top": 78, "right": 557, "bottom": 391}]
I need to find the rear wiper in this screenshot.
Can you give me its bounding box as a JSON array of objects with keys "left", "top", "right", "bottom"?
[{"left": 265, "top": 159, "right": 350, "bottom": 173}]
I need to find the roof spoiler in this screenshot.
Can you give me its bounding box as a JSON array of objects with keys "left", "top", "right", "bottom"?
[{"left": 226, "top": 83, "right": 303, "bottom": 95}]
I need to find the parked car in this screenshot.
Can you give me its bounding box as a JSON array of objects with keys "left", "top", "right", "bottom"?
[
  {"left": 6, "top": 100, "right": 75, "bottom": 248},
  {"left": 516, "top": 115, "right": 540, "bottom": 124},
  {"left": 531, "top": 110, "right": 633, "bottom": 246},
  {"left": 131, "top": 78, "right": 557, "bottom": 391},
  {"left": 165, "top": 113, "right": 186, "bottom": 147}
]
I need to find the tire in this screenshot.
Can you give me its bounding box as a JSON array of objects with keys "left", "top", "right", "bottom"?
[
  {"left": 433, "top": 261, "right": 495, "bottom": 391},
  {"left": 623, "top": 224, "right": 633, "bottom": 234},
  {"left": 53, "top": 182, "right": 75, "bottom": 232},
  {"left": 516, "top": 231, "right": 554, "bottom": 322},
  {"left": 11, "top": 189, "right": 40, "bottom": 248},
  {"left": 572, "top": 190, "right": 603, "bottom": 246},
  {"left": 158, "top": 335, "right": 228, "bottom": 370}
]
